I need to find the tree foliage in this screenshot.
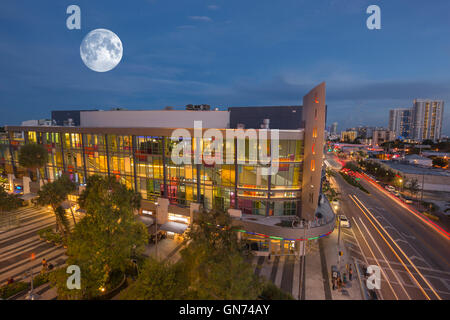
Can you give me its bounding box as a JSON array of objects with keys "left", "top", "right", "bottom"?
[
  {"left": 18, "top": 143, "right": 48, "bottom": 181},
  {"left": 52, "top": 174, "right": 148, "bottom": 299},
  {"left": 0, "top": 168, "right": 8, "bottom": 188},
  {"left": 343, "top": 161, "right": 360, "bottom": 172},
  {"left": 405, "top": 178, "right": 420, "bottom": 198},
  {"left": 0, "top": 185, "right": 22, "bottom": 214},
  {"left": 180, "top": 209, "right": 262, "bottom": 299},
  {"left": 119, "top": 258, "right": 189, "bottom": 300},
  {"left": 358, "top": 159, "right": 396, "bottom": 183},
  {"left": 36, "top": 174, "right": 76, "bottom": 236},
  {"left": 432, "top": 157, "right": 448, "bottom": 168}
]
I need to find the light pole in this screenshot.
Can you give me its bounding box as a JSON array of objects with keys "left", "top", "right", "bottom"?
[
  {"left": 337, "top": 215, "right": 341, "bottom": 248},
  {"left": 155, "top": 202, "right": 159, "bottom": 261},
  {"left": 25, "top": 254, "right": 39, "bottom": 300}
]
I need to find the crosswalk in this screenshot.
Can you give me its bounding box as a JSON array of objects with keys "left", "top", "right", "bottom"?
[{"left": 0, "top": 206, "right": 67, "bottom": 299}]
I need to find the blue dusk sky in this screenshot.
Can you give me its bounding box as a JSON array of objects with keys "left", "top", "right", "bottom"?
[{"left": 0, "top": 0, "right": 449, "bottom": 134}]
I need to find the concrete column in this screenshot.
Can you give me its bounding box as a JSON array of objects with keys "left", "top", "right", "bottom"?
[
  {"left": 22, "top": 176, "right": 31, "bottom": 194},
  {"left": 190, "top": 202, "right": 201, "bottom": 225},
  {"left": 7, "top": 174, "right": 15, "bottom": 192},
  {"left": 156, "top": 197, "right": 169, "bottom": 224}
]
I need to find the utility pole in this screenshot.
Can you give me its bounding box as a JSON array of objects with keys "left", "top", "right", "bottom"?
[{"left": 420, "top": 173, "right": 425, "bottom": 210}]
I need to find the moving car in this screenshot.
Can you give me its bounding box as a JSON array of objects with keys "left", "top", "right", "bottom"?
[{"left": 338, "top": 215, "right": 351, "bottom": 228}]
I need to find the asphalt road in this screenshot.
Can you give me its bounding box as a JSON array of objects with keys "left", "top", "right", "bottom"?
[{"left": 329, "top": 160, "right": 450, "bottom": 300}]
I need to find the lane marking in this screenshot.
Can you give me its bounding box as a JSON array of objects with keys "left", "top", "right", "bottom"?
[
  {"left": 351, "top": 217, "right": 393, "bottom": 300},
  {"left": 352, "top": 195, "right": 441, "bottom": 300},
  {"left": 357, "top": 216, "right": 411, "bottom": 300},
  {"left": 372, "top": 210, "right": 433, "bottom": 269}
]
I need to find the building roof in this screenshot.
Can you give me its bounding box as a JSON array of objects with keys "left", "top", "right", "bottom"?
[
  {"left": 5, "top": 126, "right": 304, "bottom": 140},
  {"left": 382, "top": 161, "right": 450, "bottom": 177},
  {"left": 405, "top": 154, "right": 431, "bottom": 161}
]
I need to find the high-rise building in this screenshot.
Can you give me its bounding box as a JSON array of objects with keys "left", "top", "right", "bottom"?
[
  {"left": 411, "top": 99, "right": 444, "bottom": 142},
  {"left": 372, "top": 129, "right": 395, "bottom": 146},
  {"left": 389, "top": 108, "right": 412, "bottom": 138},
  {"left": 330, "top": 122, "right": 338, "bottom": 135}
]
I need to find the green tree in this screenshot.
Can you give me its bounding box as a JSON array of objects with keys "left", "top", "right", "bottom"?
[
  {"left": 343, "top": 161, "right": 360, "bottom": 172},
  {"left": 18, "top": 143, "right": 48, "bottom": 184},
  {"left": 119, "top": 258, "right": 189, "bottom": 300},
  {"left": 325, "top": 167, "right": 336, "bottom": 179},
  {"left": 51, "top": 174, "right": 148, "bottom": 299},
  {"left": 36, "top": 174, "right": 76, "bottom": 235},
  {"left": 180, "top": 209, "right": 262, "bottom": 299},
  {"left": 406, "top": 178, "right": 420, "bottom": 199},
  {"left": 0, "top": 185, "right": 22, "bottom": 214},
  {"left": 325, "top": 187, "right": 340, "bottom": 202},
  {"left": 0, "top": 168, "right": 8, "bottom": 188},
  {"left": 432, "top": 157, "right": 448, "bottom": 168}
]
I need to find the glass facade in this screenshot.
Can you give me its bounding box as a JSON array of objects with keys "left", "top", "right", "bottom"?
[{"left": 1, "top": 129, "right": 304, "bottom": 216}]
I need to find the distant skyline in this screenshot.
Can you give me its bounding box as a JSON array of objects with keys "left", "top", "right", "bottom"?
[{"left": 0, "top": 0, "right": 449, "bottom": 135}]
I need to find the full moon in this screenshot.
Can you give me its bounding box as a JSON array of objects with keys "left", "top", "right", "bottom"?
[{"left": 80, "top": 28, "right": 123, "bottom": 72}]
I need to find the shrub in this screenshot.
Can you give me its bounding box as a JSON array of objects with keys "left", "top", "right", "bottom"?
[
  {"left": 339, "top": 171, "right": 370, "bottom": 194},
  {"left": 0, "top": 271, "right": 53, "bottom": 299},
  {"left": 0, "top": 281, "right": 28, "bottom": 299},
  {"left": 38, "top": 227, "right": 66, "bottom": 246},
  {"left": 259, "top": 281, "right": 293, "bottom": 300}
]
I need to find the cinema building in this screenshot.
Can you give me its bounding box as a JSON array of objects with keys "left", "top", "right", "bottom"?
[{"left": 1, "top": 83, "right": 335, "bottom": 256}]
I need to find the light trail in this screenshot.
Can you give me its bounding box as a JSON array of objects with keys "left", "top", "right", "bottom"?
[
  {"left": 352, "top": 194, "right": 442, "bottom": 300},
  {"left": 357, "top": 172, "right": 450, "bottom": 240},
  {"left": 351, "top": 217, "right": 395, "bottom": 300},
  {"left": 357, "top": 216, "right": 410, "bottom": 300}
]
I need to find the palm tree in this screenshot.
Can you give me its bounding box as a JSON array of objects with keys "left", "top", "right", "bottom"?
[
  {"left": 18, "top": 143, "right": 48, "bottom": 185},
  {"left": 36, "top": 174, "right": 76, "bottom": 236}
]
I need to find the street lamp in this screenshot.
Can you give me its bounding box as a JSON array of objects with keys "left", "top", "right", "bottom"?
[{"left": 25, "top": 253, "right": 39, "bottom": 300}]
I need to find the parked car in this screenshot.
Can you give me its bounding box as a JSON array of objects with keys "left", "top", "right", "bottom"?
[
  {"left": 401, "top": 196, "right": 413, "bottom": 204},
  {"left": 385, "top": 185, "right": 396, "bottom": 192},
  {"left": 338, "top": 215, "right": 351, "bottom": 228}
]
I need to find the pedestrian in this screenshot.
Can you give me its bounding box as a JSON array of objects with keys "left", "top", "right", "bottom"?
[
  {"left": 349, "top": 265, "right": 353, "bottom": 281},
  {"left": 332, "top": 278, "right": 336, "bottom": 290},
  {"left": 337, "top": 276, "right": 342, "bottom": 289},
  {"left": 41, "top": 258, "right": 48, "bottom": 273}
]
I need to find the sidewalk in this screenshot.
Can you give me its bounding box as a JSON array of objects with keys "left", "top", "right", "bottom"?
[
  {"left": 320, "top": 228, "right": 363, "bottom": 300},
  {"left": 142, "top": 237, "right": 185, "bottom": 263}
]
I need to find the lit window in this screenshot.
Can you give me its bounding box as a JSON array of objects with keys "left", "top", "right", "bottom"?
[{"left": 311, "top": 159, "right": 315, "bottom": 171}]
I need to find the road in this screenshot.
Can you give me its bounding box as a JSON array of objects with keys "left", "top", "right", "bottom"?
[{"left": 327, "top": 156, "right": 450, "bottom": 300}]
